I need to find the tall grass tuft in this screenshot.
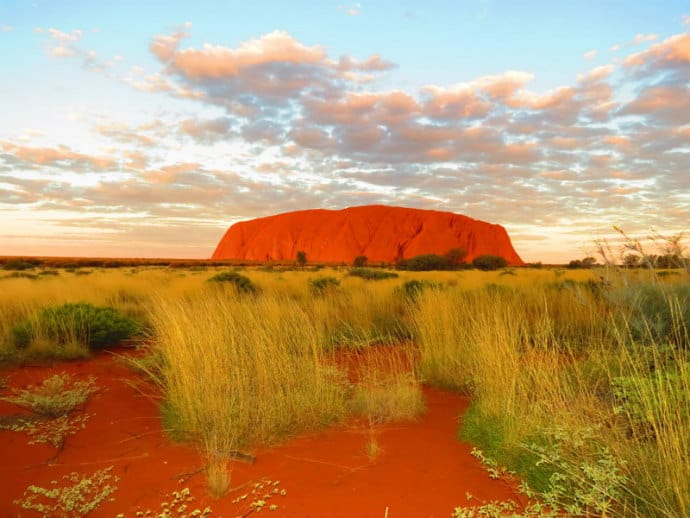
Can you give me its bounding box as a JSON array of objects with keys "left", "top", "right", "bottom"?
[{"left": 145, "top": 290, "right": 350, "bottom": 493}]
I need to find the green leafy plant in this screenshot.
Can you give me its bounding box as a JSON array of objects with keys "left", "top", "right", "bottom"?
[
  {"left": 520, "top": 427, "right": 628, "bottom": 516},
  {"left": 12, "top": 302, "right": 140, "bottom": 350},
  {"left": 611, "top": 361, "right": 690, "bottom": 437}
]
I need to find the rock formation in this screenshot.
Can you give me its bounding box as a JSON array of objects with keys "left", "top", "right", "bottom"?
[{"left": 211, "top": 205, "right": 523, "bottom": 265}]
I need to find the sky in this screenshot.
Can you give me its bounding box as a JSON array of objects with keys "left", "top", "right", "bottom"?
[{"left": 1, "top": 1, "right": 689, "bottom": 263}]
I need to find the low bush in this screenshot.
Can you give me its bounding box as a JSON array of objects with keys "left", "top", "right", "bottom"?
[
  {"left": 396, "top": 254, "right": 453, "bottom": 271},
  {"left": 472, "top": 255, "right": 508, "bottom": 271},
  {"left": 1, "top": 258, "right": 41, "bottom": 271},
  {"left": 396, "top": 279, "right": 442, "bottom": 300},
  {"left": 12, "top": 302, "right": 140, "bottom": 351},
  {"left": 609, "top": 283, "right": 690, "bottom": 347},
  {"left": 207, "top": 271, "right": 256, "bottom": 293},
  {"left": 348, "top": 268, "right": 398, "bottom": 280},
  {"left": 3, "top": 272, "right": 38, "bottom": 280},
  {"left": 353, "top": 255, "right": 368, "bottom": 267},
  {"left": 1, "top": 373, "right": 97, "bottom": 418},
  {"left": 309, "top": 276, "right": 340, "bottom": 295}
]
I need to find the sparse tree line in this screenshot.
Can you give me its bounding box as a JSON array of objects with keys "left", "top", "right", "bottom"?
[{"left": 293, "top": 248, "right": 509, "bottom": 271}]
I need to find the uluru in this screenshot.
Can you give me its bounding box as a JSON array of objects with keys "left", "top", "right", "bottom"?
[{"left": 212, "top": 205, "right": 523, "bottom": 265}]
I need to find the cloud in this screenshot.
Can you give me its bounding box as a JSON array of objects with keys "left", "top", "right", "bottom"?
[
  {"left": 1, "top": 141, "right": 115, "bottom": 170},
  {"left": 179, "top": 116, "right": 234, "bottom": 143},
  {"left": 630, "top": 33, "right": 659, "bottom": 45},
  {"left": 338, "top": 3, "right": 361, "bottom": 16},
  {"left": 421, "top": 85, "right": 492, "bottom": 119},
  {"left": 164, "top": 30, "right": 326, "bottom": 78},
  {"left": 41, "top": 27, "right": 83, "bottom": 57},
  {"left": 583, "top": 49, "right": 597, "bottom": 60},
  {"left": 623, "top": 32, "right": 690, "bottom": 75},
  {"left": 149, "top": 22, "right": 191, "bottom": 62},
  {"left": 578, "top": 64, "right": 615, "bottom": 82},
  {"left": 683, "top": 14, "right": 690, "bottom": 25},
  {"left": 1, "top": 25, "right": 13, "bottom": 32},
  {"left": 620, "top": 85, "right": 690, "bottom": 124},
  {"left": 7, "top": 24, "right": 690, "bottom": 262}
]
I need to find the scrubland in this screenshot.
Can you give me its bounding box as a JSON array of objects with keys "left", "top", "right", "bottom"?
[{"left": 0, "top": 262, "right": 688, "bottom": 517}]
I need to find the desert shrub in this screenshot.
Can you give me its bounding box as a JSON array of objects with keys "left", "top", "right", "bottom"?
[
  {"left": 309, "top": 276, "right": 340, "bottom": 295},
  {"left": 207, "top": 271, "right": 256, "bottom": 293},
  {"left": 396, "top": 254, "right": 453, "bottom": 271},
  {"left": 395, "top": 279, "right": 441, "bottom": 301},
  {"left": 348, "top": 268, "right": 398, "bottom": 280},
  {"left": 296, "top": 250, "right": 307, "bottom": 267},
  {"left": 3, "top": 272, "right": 38, "bottom": 280},
  {"left": 14, "top": 466, "right": 118, "bottom": 516},
  {"left": 1, "top": 373, "right": 97, "bottom": 417},
  {"left": 12, "top": 302, "right": 140, "bottom": 350},
  {"left": 472, "top": 254, "right": 508, "bottom": 271},
  {"left": 353, "top": 255, "right": 368, "bottom": 267},
  {"left": 2, "top": 258, "right": 41, "bottom": 271},
  {"left": 567, "top": 257, "right": 597, "bottom": 269},
  {"left": 609, "top": 283, "right": 690, "bottom": 347},
  {"left": 612, "top": 360, "right": 690, "bottom": 436}
]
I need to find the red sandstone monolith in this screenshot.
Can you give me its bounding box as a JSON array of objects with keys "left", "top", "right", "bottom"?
[{"left": 211, "top": 205, "right": 523, "bottom": 265}]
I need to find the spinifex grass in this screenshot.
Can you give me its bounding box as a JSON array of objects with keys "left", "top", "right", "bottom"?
[
  {"left": 349, "top": 346, "right": 424, "bottom": 423},
  {"left": 415, "top": 277, "right": 690, "bottom": 517},
  {"left": 145, "top": 290, "right": 350, "bottom": 495},
  {"left": 348, "top": 345, "right": 424, "bottom": 461}
]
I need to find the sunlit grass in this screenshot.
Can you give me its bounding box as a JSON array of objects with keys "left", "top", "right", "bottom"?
[{"left": 0, "top": 264, "right": 687, "bottom": 514}]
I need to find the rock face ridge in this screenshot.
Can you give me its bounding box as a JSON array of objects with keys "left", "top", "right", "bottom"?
[{"left": 211, "top": 205, "right": 523, "bottom": 265}]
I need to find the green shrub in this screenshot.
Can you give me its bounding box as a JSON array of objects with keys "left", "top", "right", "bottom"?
[
  {"left": 207, "top": 271, "right": 256, "bottom": 293},
  {"left": 12, "top": 302, "right": 140, "bottom": 350},
  {"left": 348, "top": 268, "right": 398, "bottom": 280},
  {"left": 3, "top": 272, "right": 38, "bottom": 280},
  {"left": 309, "top": 276, "right": 340, "bottom": 295},
  {"left": 2, "top": 258, "right": 41, "bottom": 271},
  {"left": 612, "top": 362, "right": 690, "bottom": 435},
  {"left": 353, "top": 255, "right": 368, "bottom": 267},
  {"left": 610, "top": 284, "right": 690, "bottom": 346},
  {"left": 396, "top": 254, "right": 453, "bottom": 271},
  {"left": 396, "top": 279, "right": 441, "bottom": 300},
  {"left": 472, "top": 255, "right": 508, "bottom": 271}
]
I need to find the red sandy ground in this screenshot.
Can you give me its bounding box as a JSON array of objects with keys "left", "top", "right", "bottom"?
[{"left": 0, "top": 352, "right": 525, "bottom": 517}]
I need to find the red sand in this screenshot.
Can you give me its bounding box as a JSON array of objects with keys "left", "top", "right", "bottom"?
[
  {"left": 212, "top": 205, "right": 524, "bottom": 265},
  {"left": 0, "top": 352, "right": 525, "bottom": 517}
]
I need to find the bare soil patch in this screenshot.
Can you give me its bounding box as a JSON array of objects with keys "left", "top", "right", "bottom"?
[{"left": 0, "top": 351, "right": 524, "bottom": 517}]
